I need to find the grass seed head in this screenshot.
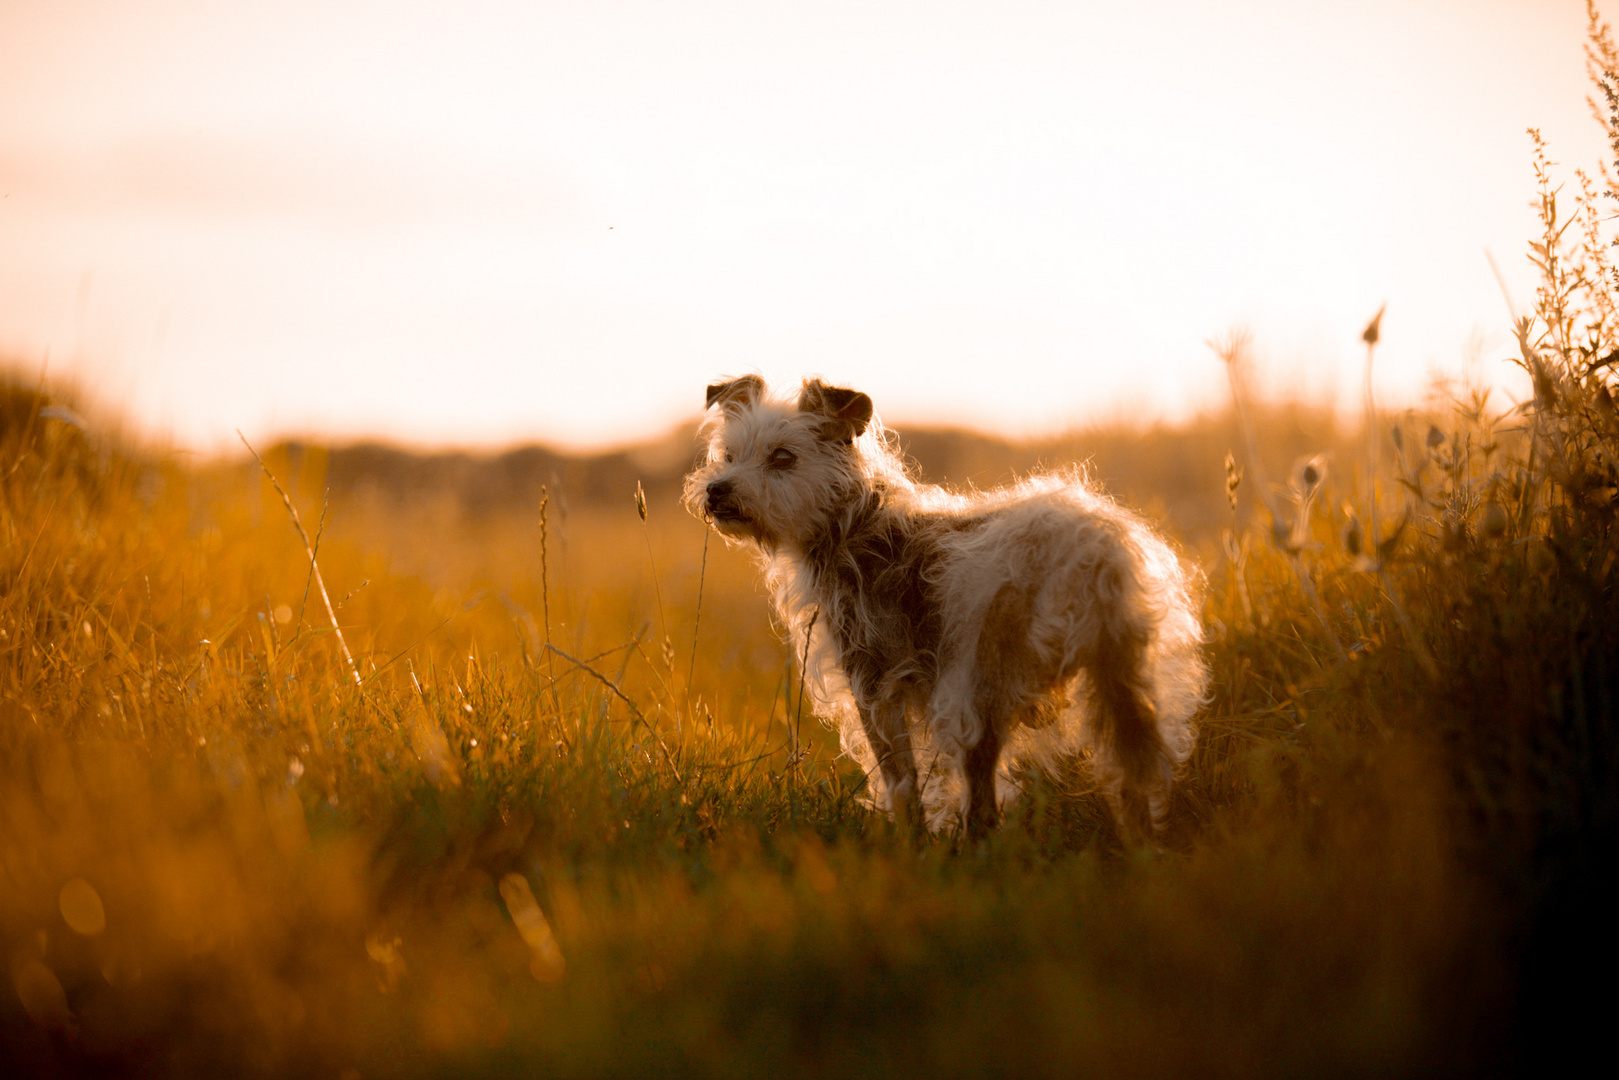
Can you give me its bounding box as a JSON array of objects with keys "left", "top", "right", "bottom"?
[{"left": 1224, "top": 451, "right": 1244, "bottom": 510}]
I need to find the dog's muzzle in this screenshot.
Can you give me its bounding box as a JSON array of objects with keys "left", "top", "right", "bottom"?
[{"left": 705, "top": 479, "right": 745, "bottom": 523}]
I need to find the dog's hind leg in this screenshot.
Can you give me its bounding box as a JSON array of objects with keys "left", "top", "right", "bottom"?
[
  {"left": 857, "top": 696, "right": 920, "bottom": 830},
  {"left": 963, "top": 720, "right": 1002, "bottom": 840},
  {"left": 964, "top": 582, "right": 1038, "bottom": 840}
]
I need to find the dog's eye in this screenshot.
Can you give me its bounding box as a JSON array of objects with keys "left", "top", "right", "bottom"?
[
  {"left": 724, "top": 450, "right": 734, "bottom": 463},
  {"left": 767, "top": 447, "right": 797, "bottom": 470}
]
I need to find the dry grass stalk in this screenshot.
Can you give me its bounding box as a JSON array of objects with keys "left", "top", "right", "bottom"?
[
  {"left": 238, "top": 432, "right": 362, "bottom": 693},
  {"left": 546, "top": 641, "right": 683, "bottom": 784}
]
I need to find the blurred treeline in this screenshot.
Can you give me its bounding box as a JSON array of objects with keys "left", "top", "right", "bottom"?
[{"left": 246, "top": 399, "right": 1340, "bottom": 566}]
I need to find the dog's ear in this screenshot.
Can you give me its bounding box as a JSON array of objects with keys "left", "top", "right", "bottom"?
[
  {"left": 705, "top": 375, "right": 765, "bottom": 412},
  {"left": 798, "top": 379, "right": 873, "bottom": 443}
]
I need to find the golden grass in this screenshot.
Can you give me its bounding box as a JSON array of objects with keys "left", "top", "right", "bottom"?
[
  {"left": 0, "top": 374, "right": 1524, "bottom": 1078},
  {"left": 6, "top": 10, "right": 1619, "bottom": 1072}
]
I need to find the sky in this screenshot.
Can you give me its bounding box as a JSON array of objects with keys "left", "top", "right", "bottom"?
[{"left": 0, "top": 0, "right": 1609, "bottom": 452}]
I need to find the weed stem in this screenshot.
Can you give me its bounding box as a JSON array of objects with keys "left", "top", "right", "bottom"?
[{"left": 238, "top": 433, "right": 362, "bottom": 695}]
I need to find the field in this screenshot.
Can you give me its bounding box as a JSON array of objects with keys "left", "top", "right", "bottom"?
[{"left": 6, "top": 25, "right": 1619, "bottom": 1080}]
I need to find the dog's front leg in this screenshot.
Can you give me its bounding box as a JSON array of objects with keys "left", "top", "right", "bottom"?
[{"left": 858, "top": 696, "right": 920, "bottom": 830}]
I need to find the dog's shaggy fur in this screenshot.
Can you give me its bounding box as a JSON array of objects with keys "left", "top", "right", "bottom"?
[{"left": 684, "top": 376, "right": 1208, "bottom": 836}]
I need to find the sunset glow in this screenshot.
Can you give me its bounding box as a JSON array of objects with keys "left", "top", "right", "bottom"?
[{"left": 0, "top": 0, "right": 1603, "bottom": 450}]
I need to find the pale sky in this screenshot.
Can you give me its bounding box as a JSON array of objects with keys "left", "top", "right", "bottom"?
[{"left": 0, "top": 0, "right": 1607, "bottom": 451}]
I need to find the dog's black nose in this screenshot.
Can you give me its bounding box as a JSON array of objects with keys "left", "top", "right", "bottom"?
[{"left": 707, "top": 480, "right": 733, "bottom": 500}]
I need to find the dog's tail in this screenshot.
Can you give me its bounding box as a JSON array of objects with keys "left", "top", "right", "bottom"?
[
  {"left": 1071, "top": 507, "right": 1206, "bottom": 836},
  {"left": 1087, "top": 621, "right": 1173, "bottom": 836}
]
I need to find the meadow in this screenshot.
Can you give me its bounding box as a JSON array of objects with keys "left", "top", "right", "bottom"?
[{"left": 6, "top": 21, "right": 1619, "bottom": 1080}]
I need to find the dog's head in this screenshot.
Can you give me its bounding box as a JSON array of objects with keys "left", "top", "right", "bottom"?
[{"left": 682, "top": 375, "right": 875, "bottom": 549}]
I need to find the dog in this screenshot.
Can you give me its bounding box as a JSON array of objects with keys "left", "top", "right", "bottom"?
[{"left": 684, "top": 375, "right": 1207, "bottom": 837}]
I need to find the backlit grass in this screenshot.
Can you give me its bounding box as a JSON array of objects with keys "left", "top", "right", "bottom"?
[{"left": 6, "top": 9, "right": 1619, "bottom": 1075}]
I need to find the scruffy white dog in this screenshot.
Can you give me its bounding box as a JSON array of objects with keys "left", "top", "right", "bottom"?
[{"left": 684, "top": 376, "right": 1207, "bottom": 837}]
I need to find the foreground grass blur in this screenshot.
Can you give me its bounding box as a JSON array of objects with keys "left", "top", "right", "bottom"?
[
  {"left": 6, "top": 12, "right": 1619, "bottom": 1073},
  {"left": 1, "top": 379, "right": 1494, "bottom": 1078},
  {"left": 8, "top": 345, "right": 1611, "bottom": 1075}
]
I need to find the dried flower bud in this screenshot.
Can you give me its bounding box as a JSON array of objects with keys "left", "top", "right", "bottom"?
[
  {"left": 1480, "top": 501, "right": 1509, "bottom": 540},
  {"left": 1594, "top": 382, "right": 1618, "bottom": 420},
  {"left": 1345, "top": 515, "right": 1363, "bottom": 557},
  {"left": 1531, "top": 360, "right": 1559, "bottom": 410},
  {"left": 634, "top": 481, "right": 648, "bottom": 521},
  {"left": 1362, "top": 305, "right": 1385, "bottom": 345},
  {"left": 1377, "top": 509, "right": 1410, "bottom": 564},
  {"left": 1292, "top": 454, "right": 1326, "bottom": 497}
]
